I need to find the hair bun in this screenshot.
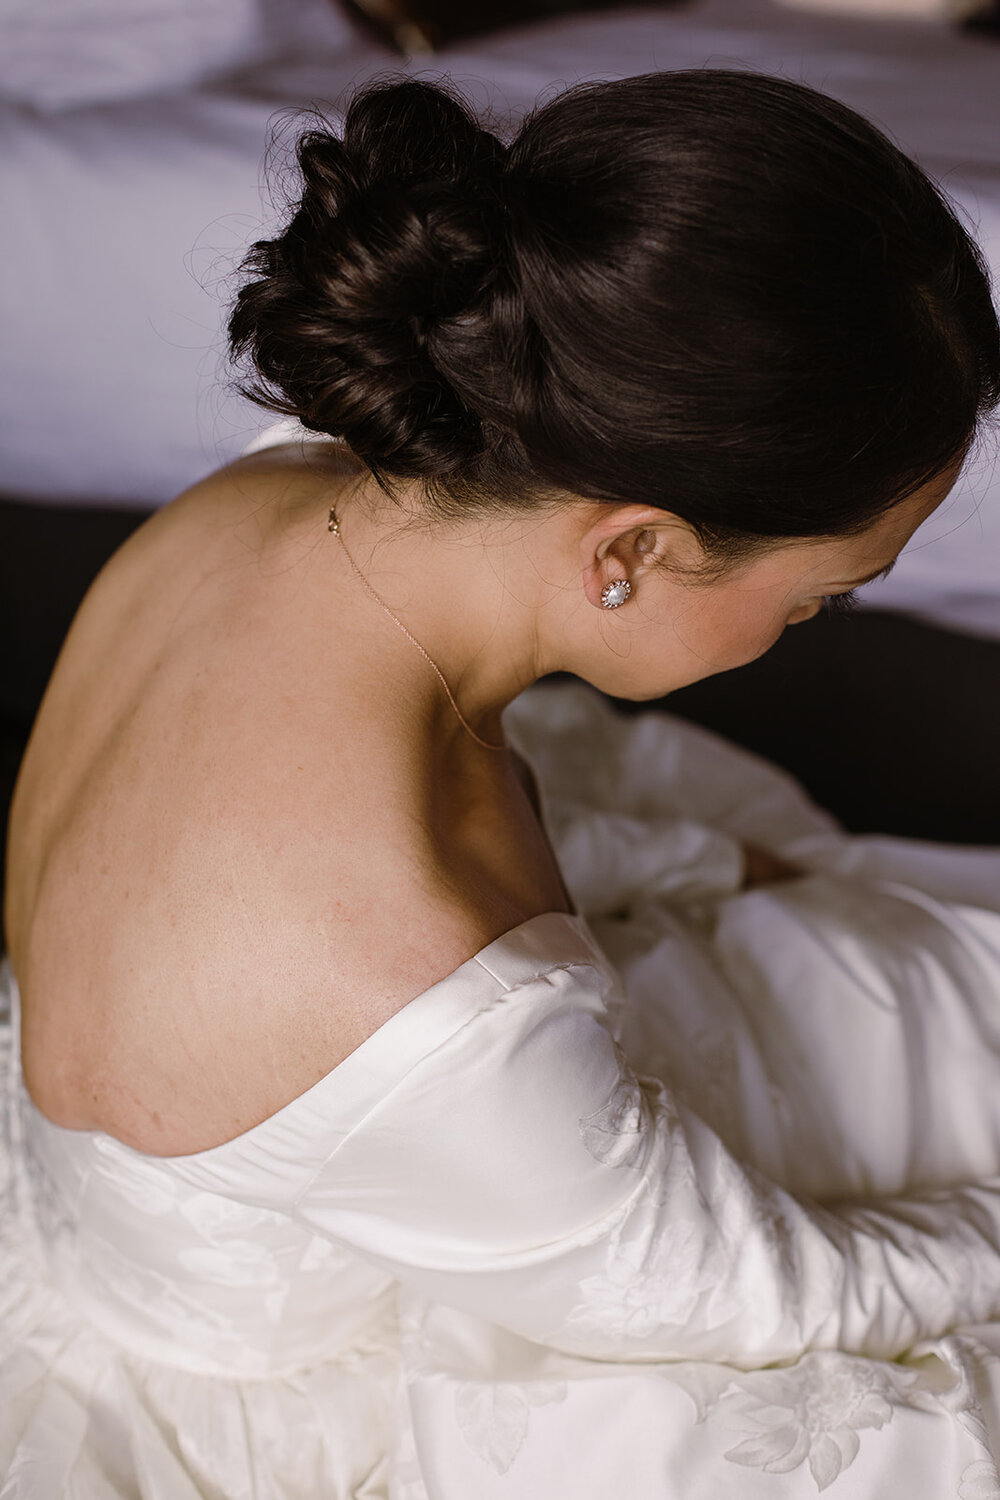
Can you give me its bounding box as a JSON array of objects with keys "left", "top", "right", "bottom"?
[
  {"left": 229, "top": 80, "right": 511, "bottom": 480},
  {"left": 233, "top": 71, "right": 1000, "bottom": 544}
]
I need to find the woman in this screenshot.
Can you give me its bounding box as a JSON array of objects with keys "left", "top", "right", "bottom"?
[{"left": 4, "top": 68, "right": 1000, "bottom": 1498}]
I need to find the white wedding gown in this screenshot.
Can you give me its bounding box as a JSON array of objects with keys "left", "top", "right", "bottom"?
[{"left": 5, "top": 679, "right": 1000, "bottom": 1499}]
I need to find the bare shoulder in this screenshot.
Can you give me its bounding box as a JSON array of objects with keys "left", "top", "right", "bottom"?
[
  {"left": 200, "top": 437, "right": 363, "bottom": 508},
  {"left": 101, "top": 438, "right": 361, "bottom": 566},
  {"left": 21, "top": 882, "right": 545, "bottom": 1161},
  {"left": 17, "top": 712, "right": 564, "bottom": 1159}
]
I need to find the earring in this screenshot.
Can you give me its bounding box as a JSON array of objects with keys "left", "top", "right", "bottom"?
[{"left": 601, "top": 578, "right": 632, "bottom": 609}]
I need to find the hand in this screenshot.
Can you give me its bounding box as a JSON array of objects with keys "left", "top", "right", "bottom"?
[{"left": 740, "top": 841, "right": 805, "bottom": 890}]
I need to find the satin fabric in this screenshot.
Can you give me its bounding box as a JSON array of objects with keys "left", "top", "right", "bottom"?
[{"left": 4, "top": 680, "right": 1000, "bottom": 1498}]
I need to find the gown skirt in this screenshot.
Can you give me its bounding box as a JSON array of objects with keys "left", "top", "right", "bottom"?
[{"left": 4, "top": 679, "right": 1000, "bottom": 1499}]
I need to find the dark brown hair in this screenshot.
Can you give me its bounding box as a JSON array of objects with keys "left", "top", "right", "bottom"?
[{"left": 229, "top": 70, "right": 1000, "bottom": 565}]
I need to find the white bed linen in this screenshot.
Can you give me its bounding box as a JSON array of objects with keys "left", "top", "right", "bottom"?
[
  {"left": 3, "top": 679, "right": 1000, "bottom": 1498},
  {"left": 0, "top": 0, "right": 353, "bottom": 112}
]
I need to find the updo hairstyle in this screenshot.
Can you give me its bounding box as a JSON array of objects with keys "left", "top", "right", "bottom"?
[{"left": 229, "top": 70, "right": 1000, "bottom": 572}]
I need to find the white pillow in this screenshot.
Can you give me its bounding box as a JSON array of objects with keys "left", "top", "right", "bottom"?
[
  {"left": 0, "top": 0, "right": 358, "bottom": 111},
  {"left": 0, "top": 57, "right": 391, "bottom": 507}
]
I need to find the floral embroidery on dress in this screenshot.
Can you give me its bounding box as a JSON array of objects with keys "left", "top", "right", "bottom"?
[
  {"left": 570, "top": 1083, "right": 768, "bottom": 1344},
  {"left": 177, "top": 1190, "right": 275, "bottom": 1236},
  {"left": 177, "top": 1240, "right": 285, "bottom": 1288},
  {"left": 454, "top": 1380, "right": 567, "bottom": 1474},
  {"left": 961, "top": 1459, "right": 1000, "bottom": 1499},
  {"left": 566, "top": 1214, "right": 723, "bottom": 1340},
  {"left": 578, "top": 1040, "right": 651, "bottom": 1170},
  {"left": 298, "top": 1233, "right": 354, "bottom": 1273},
  {"left": 935, "top": 1336, "right": 1000, "bottom": 1498},
  {"left": 653, "top": 1359, "right": 737, "bottom": 1422},
  {"left": 706, "top": 1352, "right": 906, "bottom": 1492}
]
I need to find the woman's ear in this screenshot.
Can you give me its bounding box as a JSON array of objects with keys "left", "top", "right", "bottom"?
[{"left": 578, "top": 504, "right": 697, "bottom": 609}]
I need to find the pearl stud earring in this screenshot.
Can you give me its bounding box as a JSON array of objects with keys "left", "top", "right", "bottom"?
[{"left": 601, "top": 579, "right": 632, "bottom": 609}]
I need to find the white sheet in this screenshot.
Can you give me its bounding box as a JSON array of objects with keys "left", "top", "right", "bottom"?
[{"left": 0, "top": 0, "right": 360, "bottom": 111}]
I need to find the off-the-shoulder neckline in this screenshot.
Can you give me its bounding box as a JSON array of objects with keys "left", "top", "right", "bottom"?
[{"left": 17, "top": 910, "right": 609, "bottom": 1166}]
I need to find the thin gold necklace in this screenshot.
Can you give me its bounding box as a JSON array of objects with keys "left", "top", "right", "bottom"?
[{"left": 328, "top": 505, "right": 506, "bottom": 753}]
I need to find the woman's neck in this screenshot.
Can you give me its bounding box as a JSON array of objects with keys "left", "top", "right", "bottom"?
[{"left": 318, "top": 479, "right": 579, "bottom": 746}]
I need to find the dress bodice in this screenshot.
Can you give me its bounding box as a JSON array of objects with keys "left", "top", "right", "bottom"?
[{"left": 7, "top": 912, "right": 608, "bottom": 1379}]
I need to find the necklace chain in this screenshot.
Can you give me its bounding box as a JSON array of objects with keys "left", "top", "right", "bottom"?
[{"left": 328, "top": 506, "right": 506, "bottom": 752}]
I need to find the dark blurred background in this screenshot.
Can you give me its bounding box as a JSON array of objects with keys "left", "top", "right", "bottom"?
[{"left": 343, "top": 0, "right": 1000, "bottom": 46}]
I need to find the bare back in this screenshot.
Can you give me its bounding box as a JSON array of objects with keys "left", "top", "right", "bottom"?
[{"left": 5, "top": 446, "right": 572, "bottom": 1156}]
